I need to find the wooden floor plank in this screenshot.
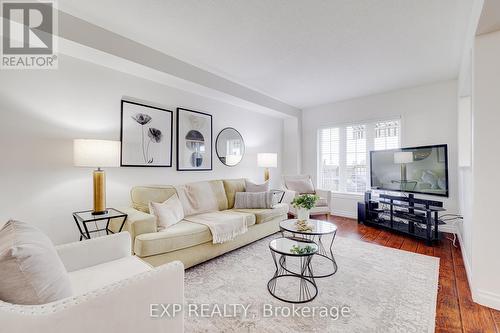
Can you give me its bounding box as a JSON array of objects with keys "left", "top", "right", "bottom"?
[
  {"left": 384, "top": 233, "right": 405, "bottom": 249},
  {"left": 490, "top": 309, "right": 500, "bottom": 332},
  {"left": 326, "top": 215, "right": 499, "bottom": 332},
  {"left": 416, "top": 241, "right": 435, "bottom": 257},
  {"left": 434, "top": 239, "right": 463, "bottom": 333},
  {"left": 360, "top": 227, "right": 382, "bottom": 243},
  {"left": 371, "top": 229, "right": 392, "bottom": 246},
  {"left": 400, "top": 236, "right": 419, "bottom": 252}
]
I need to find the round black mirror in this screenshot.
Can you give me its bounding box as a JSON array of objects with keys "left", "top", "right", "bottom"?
[{"left": 216, "top": 127, "right": 245, "bottom": 166}]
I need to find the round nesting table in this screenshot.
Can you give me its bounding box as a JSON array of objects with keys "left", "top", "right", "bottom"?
[
  {"left": 280, "top": 219, "right": 338, "bottom": 278},
  {"left": 267, "top": 237, "right": 318, "bottom": 303}
]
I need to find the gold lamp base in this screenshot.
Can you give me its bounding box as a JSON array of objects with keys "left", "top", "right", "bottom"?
[
  {"left": 92, "top": 168, "right": 107, "bottom": 215},
  {"left": 264, "top": 168, "right": 270, "bottom": 182}
]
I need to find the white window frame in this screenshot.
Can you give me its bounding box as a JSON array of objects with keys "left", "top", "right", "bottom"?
[{"left": 317, "top": 116, "right": 402, "bottom": 195}]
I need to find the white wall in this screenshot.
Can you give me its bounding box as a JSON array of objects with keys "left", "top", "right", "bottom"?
[
  {"left": 301, "top": 80, "right": 459, "bottom": 219},
  {"left": 0, "top": 54, "right": 284, "bottom": 245},
  {"left": 282, "top": 116, "right": 302, "bottom": 175},
  {"left": 471, "top": 29, "right": 500, "bottom": 309},
  {"left": 457, "top": 60, "right": 474, "bottom": 289}
]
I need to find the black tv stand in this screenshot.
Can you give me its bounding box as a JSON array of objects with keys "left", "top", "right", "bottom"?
[{"left": 358, "top": 192, "right": 445, "bottom": 245}]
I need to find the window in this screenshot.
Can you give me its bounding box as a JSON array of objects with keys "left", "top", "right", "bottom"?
[
  {"left": 345, "top": 125, "right": 367, "bottom": 193},
  {"left": 374, "top": 120, "right": 400, "bottom": 151},
  {"left": 318, "top": 119, "right": 400, "bottom": 193},
  {"left": 319, "top": 128, "right": 340, "bottom": 191}
]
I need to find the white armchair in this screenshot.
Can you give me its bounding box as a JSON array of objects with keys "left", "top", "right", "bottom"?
[
  {"left": 282, "top": 175, "right": 332, "bottom": 219},
  {"left": 0, "top": 232, "right": 184, "bottom": 333}
]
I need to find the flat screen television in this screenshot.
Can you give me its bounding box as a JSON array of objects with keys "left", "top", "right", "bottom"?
[{"left": 370, "top": 144, "right": 449, "bottom": 197}]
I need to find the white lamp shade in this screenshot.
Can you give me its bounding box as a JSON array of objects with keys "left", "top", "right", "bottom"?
[
  {"left": 393, "top": 151, "right": 413, "bottom": 164},
  {"left": 73, "top": 139, "right": 120, "bottom": 167},
  {"left": 257, "top": 153, "right": 277, "bottom": 168}
]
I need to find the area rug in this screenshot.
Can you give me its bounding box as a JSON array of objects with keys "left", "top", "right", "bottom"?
[{"left": 184, "top": 234, "right": 439, "bottom": 332}]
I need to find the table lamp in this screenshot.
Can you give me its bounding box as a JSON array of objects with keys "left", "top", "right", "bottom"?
[
  {"left": 257, "top": 153, "right": 277, "bottom": 182},
  {"left": 73, "top": 139, "right": 120, "bottom": 215},
  {"left": 393, "top": 151, "right": 413, "bottom": 182}
]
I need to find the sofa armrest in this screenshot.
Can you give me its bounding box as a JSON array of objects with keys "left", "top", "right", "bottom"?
[
  {"left": 315, "top": 189, "right": 332, "bottom": 210},
  {"left": 0, "top": 261, "right": 184, "bottom": 333},
  {"left": 109, "top": 207, "right": 157, "bottom": 247},
  {"left": 56, "top": 232, "right": 131, "bottom": 272}
]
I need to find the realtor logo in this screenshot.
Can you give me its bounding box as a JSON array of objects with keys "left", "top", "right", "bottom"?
[{"left": 1, "top": 1, "right": 57, "bottom": 69}]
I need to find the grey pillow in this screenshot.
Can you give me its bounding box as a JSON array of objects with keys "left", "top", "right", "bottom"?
[
  {"left": 0, "top": 220, "right": 72, "bottom": 305},
  {"left": 245, "top": 179, "right": 270, "bottom": 192},
  {"left": 234, "top": 192, "right": 274, "bottom": 209}
]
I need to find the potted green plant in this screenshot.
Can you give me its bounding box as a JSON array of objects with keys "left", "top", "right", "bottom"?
[{"left": 291, "top": 194, "right": 320, "bottom": 221}]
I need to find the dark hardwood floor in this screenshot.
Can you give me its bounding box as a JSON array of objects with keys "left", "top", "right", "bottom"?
[{"left": 324, "top": 215, "right": 500, "bottom": 333}]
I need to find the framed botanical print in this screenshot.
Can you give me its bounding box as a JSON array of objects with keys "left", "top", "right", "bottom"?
[
  {"left": 121, "top": 100, "right": 173, "bottom": 167},
  {"left": 176, "top": 107, "right": 213, "bottom": 171}
]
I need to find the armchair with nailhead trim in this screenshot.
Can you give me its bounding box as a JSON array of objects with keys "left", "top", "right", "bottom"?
[{"left": 0, "top": 232, "right": 184, "bottom": 333}]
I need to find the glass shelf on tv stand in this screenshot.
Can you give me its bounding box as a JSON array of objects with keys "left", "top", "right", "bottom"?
[{"left": 372, "top": 199, "right": 446, "bottom": 212}]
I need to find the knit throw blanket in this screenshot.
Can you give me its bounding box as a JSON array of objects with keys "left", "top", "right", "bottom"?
[{"left": 184, "top": 212, "right": 248, "bottom": 244}]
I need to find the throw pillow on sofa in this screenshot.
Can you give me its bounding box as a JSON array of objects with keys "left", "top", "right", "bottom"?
[
  {"left": 149, "top": 194, "right": 184, "bottom": 230},
  {"left": 245, "top": 179, "right": 270, "bottom": 192},
  {"left": 0, "top": 220, "right": 73, "bottom": 305},
  {"left": 234, "top": 192, "right": 274, "bottom": 209}
]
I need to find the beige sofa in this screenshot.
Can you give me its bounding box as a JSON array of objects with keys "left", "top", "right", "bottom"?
[{"left": 110, "top": 179, "right": 288, "bottom": 269}]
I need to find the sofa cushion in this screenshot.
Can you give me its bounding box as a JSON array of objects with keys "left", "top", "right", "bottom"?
[
  {"left": 209, "top": 180, "right": 229, "bottom": 211},
  {"left": 176, "top": 181, "right": 220, "bottom": 216},
  {"left": 69, "top": 256, "right": 151, "bottom": 295},
  {"left": 223, "top": 179, "right": 246, "bottom": 208},
  {"left": 149, "top": 194, "right": 184, "bottom": 230},
  {"left": 232, "top": 203, "right": 288, "bottom": 224},
  {"left": 0, "top": 220, "right": 73, "bottom": 305},
  {"left": 208, "top": 210, "right": 256, "bottom": 227},
  {"left": 134, "top": 210, "right": 256, "bottom": 257},
  {"left": 131, "top": 186, "right": 177, "bottom": 213},
  {"left": 134, "top": 221, "right": 212, "bottom": 257}
]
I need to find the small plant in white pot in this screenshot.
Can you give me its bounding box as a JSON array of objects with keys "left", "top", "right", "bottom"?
[{"left": 291, "top": 194, "right": 320, "bottom": 222}]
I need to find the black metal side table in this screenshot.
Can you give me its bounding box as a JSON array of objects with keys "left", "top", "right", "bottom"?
[
  {"left": 73, "top": 208, "right": 127, "bottom": 241},
  {"left": 280, "top": 219, "right": 338, "bottom": 278},
  {"left": 268, "top": 237, "right": 318, "bottom": 303}
]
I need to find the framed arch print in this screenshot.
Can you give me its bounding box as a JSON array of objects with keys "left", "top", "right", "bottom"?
[{"left": 176, "top": 107, "right": 213, "bottom": 171}]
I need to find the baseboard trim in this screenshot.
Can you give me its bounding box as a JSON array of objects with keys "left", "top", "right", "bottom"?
[
  {"left": 456, "top": 229, "right": 500, "bottom": 310},
  {"left": 332, "top": 209, "right": 356, "bottom": 219},
  {"left": 475, "top": 289, "right": 500, "bottom": 311},
  {"left": 456, "top": 230, "right": 474, "bottom": 299}
]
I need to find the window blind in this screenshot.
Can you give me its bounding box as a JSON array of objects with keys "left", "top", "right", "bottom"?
[{"left": 318, "top": 119, "right": 400, "bottom": 193}]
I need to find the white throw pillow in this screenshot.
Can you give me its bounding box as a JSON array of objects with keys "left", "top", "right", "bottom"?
[
  {"left": 149, "top": 194, "right": 184, "bottom": 230},
  {"left": 245, "top": 179, "right": 270, "bottom": 192},
  {"left": 0, "top": 220, "right": 73, "bottom": 305}
]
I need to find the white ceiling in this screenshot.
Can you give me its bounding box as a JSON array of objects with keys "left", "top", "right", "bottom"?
[{"left": 60, "top": 0, "right": 474, "bottom": 109}]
